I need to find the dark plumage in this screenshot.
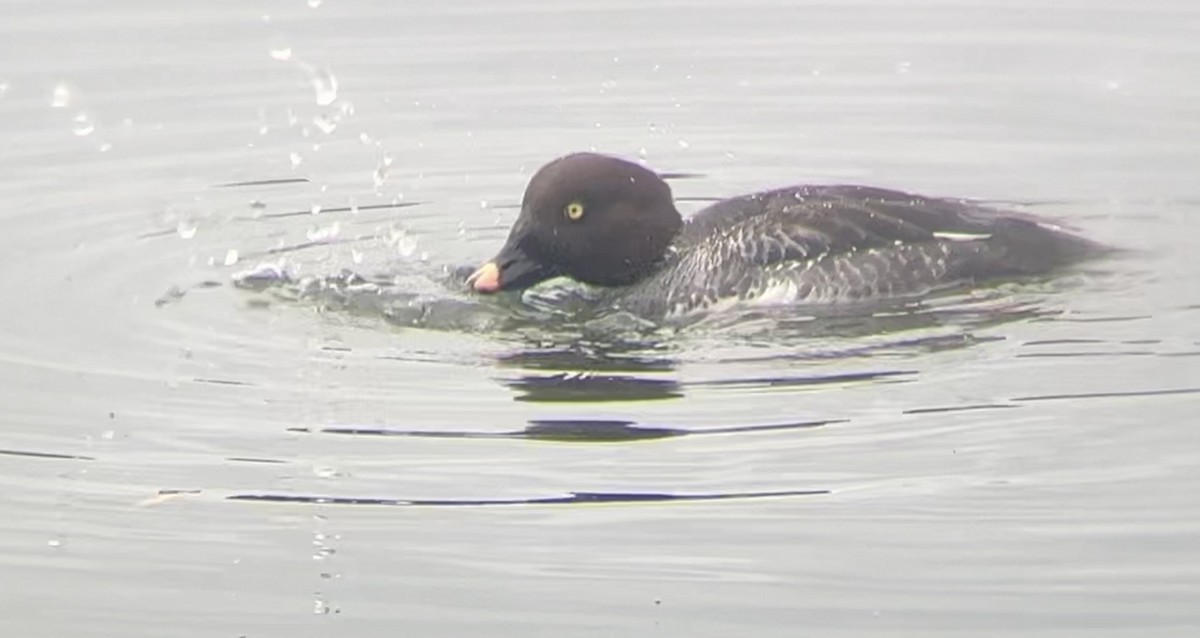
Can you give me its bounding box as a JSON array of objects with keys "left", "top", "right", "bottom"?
[{"left": 468, "top": 153, "right": 1104, "bottom": 317}]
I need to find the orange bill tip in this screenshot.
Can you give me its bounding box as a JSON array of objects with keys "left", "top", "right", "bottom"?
[{"left": 467, "top": 262, "right": 501, "bottom": 292}]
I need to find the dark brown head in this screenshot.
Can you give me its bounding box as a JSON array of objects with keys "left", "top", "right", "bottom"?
[{"left": 468, "top": 153, "right": 683, "bottom": 292}]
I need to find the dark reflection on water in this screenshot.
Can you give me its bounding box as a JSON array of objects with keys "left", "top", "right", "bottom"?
[
  {"left": 692, "top": 369, "right": 914, "bottom": 390},
  {"left": 294, "top": 417, "right": 834, "bottom": 443},
  {"left": 226, "top": 488, "right": 828, "bottom": 507},
  {"left": 498, "top": 367, "right": 916, "bottom": 404},
  {"left": 1011, "top": 387, "right": 1200, "bottom": 402},
  {"left": 0, "top": 448, "right": 94, "bottom": 461},
  {"left": 213, "top": 177, "right": 311, "bottom": 188},
  {"left": 495, "top": 347, "right": 675, "bottom": 373},
  {"left": 224, "top": 457, "right": 288, "bottom": 465},
  {"left": 504, "top": 373, "right": 684, "bottom": 402}
]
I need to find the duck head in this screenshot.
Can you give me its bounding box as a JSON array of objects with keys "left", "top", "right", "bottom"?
[{"left": 468, "top": 153, "right": 683, "bottom": 292}]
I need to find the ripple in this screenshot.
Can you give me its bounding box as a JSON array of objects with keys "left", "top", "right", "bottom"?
[{"left": 227, "top": 488, "right": 829, "bottom": 507}]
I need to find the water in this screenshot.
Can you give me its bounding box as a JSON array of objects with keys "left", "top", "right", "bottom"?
[{"left": 2, "top": 1, "right": 1199, "bottom": 636}]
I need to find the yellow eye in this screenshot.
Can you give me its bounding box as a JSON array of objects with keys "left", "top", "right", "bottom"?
[{"left": 564, "top": 201, "right": 585, "bottom": 221}]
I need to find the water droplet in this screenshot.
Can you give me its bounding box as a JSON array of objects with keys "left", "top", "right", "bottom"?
[
  {"left": 258, "top": 125, "right": 269, "bottom": 135},
  {"left": 358, "top": 132, "right": 374, "bottom": 145},
  {"left": 373, "top": 154, "right": 393, "bottom": 188},
  {"left": 289, "top": 152, "right": 303, "bottom": 168},
  {"left": 223, "top": 249, "right": 240, "bottom": 266},
  {"left": 313, "top": 114, "right": 336, "bottom": 134},
  {"left": 313, "top": 466, "right": 339, "bottom": 478},
  {"left": 51, "top": 83, "right": 71, "bottom": 108},
  {"left": 306, "top": 222, "right": 340, "bottom": 242},
  {"left": 176, "top": 219, "right": 197, "bottom": 239},
  {"left": 269, "top": 47, "right": 292, "bottom": 61},
  {"left": 101, "top": 430, "right": 115, "bottom": 440},
  {"left": 896, "top": 61, "right": 912, "bottom": 74},
  {"left": 300, "top": 63, "right": 338, "bottom": 106},
  {"left": 677, "top": 139, "right": 690, "bottom": 149},
  {"left": 307, "top": 0, "right": 322, "bottom": 7},
  {"left": 313, "top": 599, "right": 330, "bottom": 614},
  {"left": 48, "top": 538, "right": 63, "bottom": 548},
  {"left": 72, "top": 112, "right": 94, "bottom": 136},
  {"left": 98, "top": 142, "right": 113, "bottom": 153},
  {"left": 0, "top": 82, "right": 9, "bottom": 97},
  {"left": 396, "top": 234, "right": 417, "bottom": 258},
  {"left": 350, "top": 247, "right": 363, "bottom": 264},
  {"left": 310, "top": 204, "right": 322, "bottom": 215}
]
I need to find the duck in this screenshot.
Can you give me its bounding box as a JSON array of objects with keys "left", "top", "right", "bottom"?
[{"left": 467, "top": 153, "right": 1104, "bottom": 318}]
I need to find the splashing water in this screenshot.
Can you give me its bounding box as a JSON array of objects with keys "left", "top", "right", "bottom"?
[
  {"left": 51, "top": 83, "right": 71, "bottom": 108},
  {"left": 373, "top": 155, "right": 393, "bottom": 188},
  {"left": 71, "top": 113, "right": 94, "bottom": 136},
  {"left": 299, "top": 62, "right": 338, "bottom": 106}
]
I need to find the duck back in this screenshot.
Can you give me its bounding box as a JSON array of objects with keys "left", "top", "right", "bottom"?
[{"left": 610, "top": 185, "right": 1103, "bottom": 317}]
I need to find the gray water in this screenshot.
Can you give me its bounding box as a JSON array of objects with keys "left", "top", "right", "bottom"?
[{"left": 2, "top": 1, "right": 1200, "bottom": 636}]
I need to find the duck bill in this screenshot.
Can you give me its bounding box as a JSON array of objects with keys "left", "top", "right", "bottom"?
[{"left": 467, "top": 243, "right": 558, "bottom": 293}]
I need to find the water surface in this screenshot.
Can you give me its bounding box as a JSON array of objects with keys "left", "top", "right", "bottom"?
[{"left": 2, "top": 1, "right": 1199, "bottom": 636}]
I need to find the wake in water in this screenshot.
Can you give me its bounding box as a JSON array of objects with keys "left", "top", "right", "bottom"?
[{"left": 227, "top": 253, "right": 1098, "bottom": 365}]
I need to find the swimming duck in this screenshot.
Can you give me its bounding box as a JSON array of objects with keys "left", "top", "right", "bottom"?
[{"left": 467, "top": 153, "right": 1102, "bottom": 317}]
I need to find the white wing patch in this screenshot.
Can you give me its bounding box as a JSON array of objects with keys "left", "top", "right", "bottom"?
[{"left": 932, "top": 231, "right": 992, "bottom": 241}]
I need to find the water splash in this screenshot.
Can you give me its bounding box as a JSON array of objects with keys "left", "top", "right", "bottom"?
[
  {"left": 176, "top": 219, "right": 198, "bottom": 239},
  {"left": 387, "top": 226, "right": 418, "bottom": 258},
  {"left": 306, "top": 222, "right": 340, "bottom": 242},
  {"left": 299, "top": 62, "right": 338, "bottom": 106},
  {"left": 71, "top": 112, "right": 94, "bottom": 136},
  {"left": 313, "top": 113, "right": 336, "bottom": 135},
  {"left": 51, "top": 83, "right": 71, "bottom": 108},
  {"left": 372, "top": 154, "right": 393, "bottom": 188}
]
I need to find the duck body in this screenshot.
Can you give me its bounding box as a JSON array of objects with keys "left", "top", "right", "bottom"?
[{"left": 468, "top": 153, "right": 1104, "bottom": 318}]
